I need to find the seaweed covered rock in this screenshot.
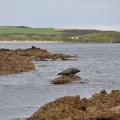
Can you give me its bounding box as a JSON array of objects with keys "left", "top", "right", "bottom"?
[
  {"left": 0, "top": 46, "right": 71, "bottom": 61},
  {"left": 0, "top": 46, "right": 72, "bottom": 75},
  {"left": 51, "top": 75, "right": 80, "bottom": 84},
  {"left": 27, "top": 90, "right": 120, "bottom": 120},
  {"left": 16, "top": 46, "right": 71, "bottom": 60},
  {"left": 0, "top": 57, "right": 34, "bottom": 75}
]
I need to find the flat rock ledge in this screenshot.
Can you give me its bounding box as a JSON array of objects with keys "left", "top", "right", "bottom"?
[
  {"left": 0, "top": 46, "right": 72, "bottom": 75},
  {"left": 27, "top": 90, "right": 120, "bottom": 120},
  {"left": 51, "top": 75, "right": 81, "bottom": 84}
]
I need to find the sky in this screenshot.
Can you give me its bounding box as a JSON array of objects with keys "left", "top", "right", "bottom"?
[{"left": 0, "top": 0, "right": 120, "bottom": 30}]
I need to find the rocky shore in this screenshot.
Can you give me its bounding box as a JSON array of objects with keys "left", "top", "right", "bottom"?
[
  {"left": 0, "top": 46, "right": 71, "bottom": 75},
  {"left": 27, "top": 90, "right": 120, "bottom": 120}
]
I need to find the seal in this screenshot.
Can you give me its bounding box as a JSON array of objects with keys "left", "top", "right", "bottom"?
[{"left": 58, "top": 68, "right": 80, "bottom": 76}]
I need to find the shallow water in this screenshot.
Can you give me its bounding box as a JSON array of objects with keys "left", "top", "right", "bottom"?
[{"left": 0, "top": 43, "right": 120, "bottom": 120}]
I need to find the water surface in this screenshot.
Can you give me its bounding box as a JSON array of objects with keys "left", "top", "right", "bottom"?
[{"left": 0, "top": 43, "right": 120, "bottom": 120}]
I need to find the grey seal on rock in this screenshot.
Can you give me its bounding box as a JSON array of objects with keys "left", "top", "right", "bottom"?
[{"left": 58, "top": 68, "right": 80, "bottom": 76}]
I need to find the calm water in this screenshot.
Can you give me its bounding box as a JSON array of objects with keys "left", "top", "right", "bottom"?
[{"left": 0, "top": 43, "right": 120, "bottom": 120}]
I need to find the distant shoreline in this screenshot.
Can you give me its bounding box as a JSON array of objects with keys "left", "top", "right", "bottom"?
[
  {"left": 0, "top": 27, "right": 120, "bottom": 43},
  {"left": 0, "top": 40, "right": 64, "bottom": 43}
]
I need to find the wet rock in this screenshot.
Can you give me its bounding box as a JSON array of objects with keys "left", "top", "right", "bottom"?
[
  {"left": 20, "top": 46, "right": 71, "bottom": 60},
  {"left": 79, "top": 105, "right": 86, "bottom": 111},
  {"left": 100, "top": 89, "right": 107, "bottom": 94},
  {"left": 0, "top": 57, "right": 34, "bottom": 75},
  {"left": 0, "top": 46, "right": 71, "bottom": 62},
  {"left": 51, "top": 75, "right": 81, "bottom": 84},
  {"left": 27, "top": 90, "right": 120, "bottom": 120},
  {"left": 0, "top": 46, "right": 72, "bottom": 75}
]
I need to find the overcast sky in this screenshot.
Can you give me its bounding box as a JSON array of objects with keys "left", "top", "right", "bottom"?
[{"left": 0, "top": 0, "right": 120, "bottom": 30}]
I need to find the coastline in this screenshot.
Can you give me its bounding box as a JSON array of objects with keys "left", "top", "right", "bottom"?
[{"left": 0, "top": 40, "right": 64, "bottom": 44}]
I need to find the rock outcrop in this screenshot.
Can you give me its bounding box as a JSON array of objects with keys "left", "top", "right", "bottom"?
[
  {"left": 0, "top": 57, "right": 34, "bottom": 75},
  {"left": 27, "top": 90, "right": 120, "bottom": 120},
  {"left": 0, "top": 46, "right": 71, "bottom": 75},
  {"left": 51, "top": 75, "right": 80, "bottom": 84},
  {"left": 0, "top": 46, "right": 71, "bottom": 61}
]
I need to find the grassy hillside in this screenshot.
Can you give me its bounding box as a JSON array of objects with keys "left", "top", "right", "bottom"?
[
  {"left": 0, "top": 26, "right": 120, "bottom": 43},
  {"left": 0, "top": 28, "right": 59, "bottom": 34},
  {"left": 66, "top": 32, "right": 120, "bottom": 43}
]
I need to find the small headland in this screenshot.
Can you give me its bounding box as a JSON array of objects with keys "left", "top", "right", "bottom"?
[{"left": 0, "top": 46, "right": 72, "bottom": 75}]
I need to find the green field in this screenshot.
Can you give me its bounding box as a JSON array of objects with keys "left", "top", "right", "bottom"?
[
  {"left": 0, "top": 27, "right": 120, "bottom": 43},
  {"left": 71, "top": 32, "right": 120, "bottom": 43},
  {"left": 0, "top": 28, "right": 59, "bottom": 34}
]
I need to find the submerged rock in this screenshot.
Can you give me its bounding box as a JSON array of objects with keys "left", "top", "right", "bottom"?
[
  {"left": 51, "top": 75, "right": 81, "bottom": 84},
  {"left": 27, "top": 90, "right": 120, "bottom": 120}
]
